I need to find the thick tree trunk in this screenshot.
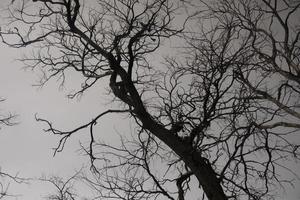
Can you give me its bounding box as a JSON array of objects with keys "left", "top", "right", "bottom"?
[
  {"left": 108, "top": 64, "right": 228, "bottom": 200},
  {"left": 139, "top": 111, "right": 228, "bottom": 200}
]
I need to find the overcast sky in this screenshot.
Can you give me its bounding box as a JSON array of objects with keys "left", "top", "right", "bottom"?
[
  {"left": 0, "top": 0, "right": 300, "bottom": 200},
  {"left": 0, "top": 38, "right": 131, "bottom": 199},
  {"left": 0, "top": 1, "right": 127, "bottom": 197}
]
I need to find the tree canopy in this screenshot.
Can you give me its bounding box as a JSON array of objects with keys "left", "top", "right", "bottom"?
[{"left": 1, "top": 0, "right": 300, "bottom": 199}]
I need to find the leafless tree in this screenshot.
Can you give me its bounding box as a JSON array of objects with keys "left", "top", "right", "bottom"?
[
  {"left": 0, "top": 170, "right": 14, "bottom": 199},
  {"left": 1, "top": 0, "right": 299, "bottom": 200},
  {"left": 40, "top": 171, "right": 81, "bottom": 200},
  {"left": 0, "top": 99, "right": 15, "bottom": 128},
  {"left": 0, "top": 99, "right": 21, "bottom": 199},
  {"left": 0, "top": 170, "right": 25, "bottom": 200}
]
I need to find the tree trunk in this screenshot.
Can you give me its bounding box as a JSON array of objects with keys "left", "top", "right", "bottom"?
[
  {"left": 76, "top": 22, "right": 228, "bottom": 200},
  {"left": 139, "top": 111, "right": 228, "bottom": 200},
  {"left": 109, "top": 64, "right": 228, "bottom": 200}
]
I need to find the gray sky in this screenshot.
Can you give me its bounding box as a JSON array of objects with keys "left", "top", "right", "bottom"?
[
  {"left": 0, "top": 0, "right": 299, "bottom": 200},
  {"left": 0, "top": 28, "right": 129, "bottom": 199},
  {"left": 0, "top": 40, "right": 131, "bottom": 199}
]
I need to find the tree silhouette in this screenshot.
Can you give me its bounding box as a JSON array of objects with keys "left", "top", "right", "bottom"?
[
  {"left": 40, "top": 172, "right": 81, "bottom": 200},
  {"left": 0, "top": 99, "right": 15, "bottom": 128},
  {"left": 0, "top": 98, "right": 20, "bottom": 199},
  {"left": 1, "top": 0, "right": 299, "bottom": 199}
]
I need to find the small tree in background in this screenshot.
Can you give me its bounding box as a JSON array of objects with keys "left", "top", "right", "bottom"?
[
  {"left": 0, "top": 98, "right": 21, "bottom": 199},
  {"left": 1, "top": 0, "right": 300, "bottom": 199},
  {"left": 40, "top": 172, "right": 80, "bottom": 200}
]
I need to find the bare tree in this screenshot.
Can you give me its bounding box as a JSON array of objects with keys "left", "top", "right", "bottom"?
[
  {"left": 0, "top": 99, "right": 21, "bottom": 199},
  {"left": 0, "top": 170, "right": 25, "bottom": 200},
  {"left": 1, "top": 0, "right": 299, "bottom": 200},
  {"left": 40, "top": 171, "right": 81, "bottom": 200},
  {"left": 0, "top": 99, "right": 15, "bottom": 128}
]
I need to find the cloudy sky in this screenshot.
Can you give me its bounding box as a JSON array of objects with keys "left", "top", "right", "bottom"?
[{"left": 0, "top": 0, "right": 299, "bottom": 200}]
